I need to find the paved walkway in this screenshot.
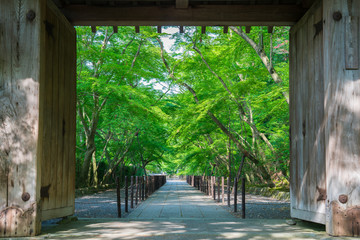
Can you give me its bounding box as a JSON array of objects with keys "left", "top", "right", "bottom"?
[
  {"left": 127, "top": 179, "right": 236, "bottom": 219},
  {"left": 35, "top": 180, "right": 350, "bottom": 239}
]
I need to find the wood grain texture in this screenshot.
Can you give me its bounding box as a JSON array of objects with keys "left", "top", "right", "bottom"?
[
  {"left": 345, "top": 16, "right": 359, "bottom": 70},
  {"left": 61, "top": 4, "right": 307, "bottom": 26},
  {"left": 0, "top": 0, "right": 45, "bottom": 237},
  {"left": 323, "top": 0, "right": 360, "bottom": 236},
  {"left": 39, "top": 0, "right": 76, "bottom": 220},
  {"left": 289, "top": 1, "right": 326, "bottom": 224}
]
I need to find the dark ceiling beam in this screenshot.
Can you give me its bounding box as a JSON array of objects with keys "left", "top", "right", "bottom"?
[
  {"left": 301, "top": 0, "right": 315, "bottom": 8},
  {"left": 176, "top": 0, "right": 189, "bottom": 9},
  {"left": 61, "top": 5, "right": 307, "bottom": 26}
]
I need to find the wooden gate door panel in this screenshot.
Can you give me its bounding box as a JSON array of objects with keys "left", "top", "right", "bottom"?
[
  {"left": 289, "top": 0, "right": 327, "bottom": 224},
  {"left": 323, "top": 0, "right": 360, "bottom": 236},
  {"left": 40, "top": 0, "right": 76, "bottom": 221}
]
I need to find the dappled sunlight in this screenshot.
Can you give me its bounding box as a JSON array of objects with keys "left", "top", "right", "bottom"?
[
  {"left": 41, "top": 180, "right": 326, "bottom": 239},
  {"left": 42, "top": 218, "right": 328, "bottom": 239}
]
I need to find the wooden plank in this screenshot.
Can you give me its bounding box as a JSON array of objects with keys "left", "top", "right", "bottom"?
[
  {"left": 157, "top": 26, "right": 162, "bottom": 33},
  {"left": 62, "top": 22, "right": 71, "bottom": 209},
  {"left": 113, "top": 26, "right": 118, "bottom": 33},
  {"left": 306, "top": 11, "right": 315, "bottom": 213},
  {"left": 49, "top": 6, "right": 60, "bottom": 210},
  {"left": 135, "top": 26, "right": 140, "bottom": 33},
  {"left": 61, "top": 5, "right": 307, "bottom": 26},
  {"left": 223, "top": 26, "right": 228, "bottom": 34},
  {"left": 41, "top": 206, "right": 74, "bottom": 221},
  {"left": 245, "top": 26, "right": 252, "bottom": 33},
  {"left": 58, "top": 21, "right": 67, "bottom": 209},
  {"left": 300, "top": 20, "right": 307, "bottom": 211},
  {"left": 297, "top": 24, "right": 304, "bottom": 211},
  {"left": 0, "top": 0, "right": 45, "bottom": 237},
  {"left": 289, "top": 23, "right": 297, "bottom": 215},
  {"left": 91, "top": 26, "right": 96, "bottom": 33},
  {"left": 41, "top": 4, "right": 55, "bottom": 212},
  {"left": 0, "top": 4, "right": 12, "bottom": 212},
  {"left": 67, "top": 20, "right": 76, "bottom": 209},
  {"left": 313, "top": 3, "right": 325, "bottom": 216},
  {"left": 345, "top": 16, "right": 359, "bottom": 70},
  {"left": 267, "top": 26, "right": 274, "bottom": 33},
  {"left": 323, "top": 0, "right": 360, "bottom": 236},
  {"left": 176, "top": 0, "right": 189, "bottom": 9},
  {"left": 291, "top": 208, "right": 326, "bottom": 224}
]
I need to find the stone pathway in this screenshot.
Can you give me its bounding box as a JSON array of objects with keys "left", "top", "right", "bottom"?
[
  {"left": 34, "top": 180, "right": 351, "bottom": 239},
  {"left": 127, "top": 179, "right": 237, "bottom": 219}
]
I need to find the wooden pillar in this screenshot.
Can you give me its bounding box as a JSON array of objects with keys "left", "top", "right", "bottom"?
[
  {"left": 0, "top": 0, "right": 45, "bottom": 237},
  {"left": 323, "top": 0, "right": 360, "bottom": 236},
  {"left": 290, "top": 0, "right": 360, "bottom": 236}
]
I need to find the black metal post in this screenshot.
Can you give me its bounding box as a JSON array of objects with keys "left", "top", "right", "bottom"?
[
  {"left": 234, "top": 177, "right": 238, "bottom": 212},
  {"left": 242, "top": 177, "right": 246, "bottom": 218},
  {"left": 135, "top": 176, "right": 139, "bottom": 205},
  {"left": 131, "top": 176, "right": 134, "bottom": 208},
  {"left": 227, "top": 177, "right": 231, "bottom": 207},
  {"left": 125, "top": 176, "right": 128, "bottom": 212},
  {"left": 116, "top": 176, "right": 121, "bottom": 218}
]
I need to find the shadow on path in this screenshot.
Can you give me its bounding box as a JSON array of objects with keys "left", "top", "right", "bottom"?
[{"left": 35, "top": 180, "right": 345, "bottom": 239}]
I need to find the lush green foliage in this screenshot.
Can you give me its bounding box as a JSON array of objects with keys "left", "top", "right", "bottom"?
[{"left": 75, "top": 26, "right": 290, "bottom": 187}]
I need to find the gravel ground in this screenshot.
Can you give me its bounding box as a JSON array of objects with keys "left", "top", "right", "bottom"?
[
  {"left": 75, "top": 188, "right": 140, "bottom": 218},
  {"left": 74, "top": 184, "right": 290, "bottom": 219},
  {"left": 229, "top": 195, "right": 290, "bottom": 219}
]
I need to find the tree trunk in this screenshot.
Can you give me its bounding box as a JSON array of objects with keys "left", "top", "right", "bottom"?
[
  {"left": 182, "top": 83, "right": 274, "bottom": 187},
  {"left": 91, "top": 151, "right": 98, "bottom": 185},
  {"left": 80, "top": 138, "right": 96, "bottom": 186}
]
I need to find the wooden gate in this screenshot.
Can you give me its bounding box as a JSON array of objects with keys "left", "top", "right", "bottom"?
[
  {"left": 0, "top": 0, "right": 76, "bottom": 237},
  {"left": 40, "top": 1, "right": 76, "bottom": 221},
  {"left": 290, "top": 0, "right": 360, "bottom": 236},
  {"left": 289, "top": 0, "right": 326, "bottom": 225}
]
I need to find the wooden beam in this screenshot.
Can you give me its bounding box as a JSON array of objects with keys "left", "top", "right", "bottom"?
[
  {"left": 157, "top": 26, "right": 162, "bottom": 33},
  {"left": 113, "top": 26, "right": 118, "bottom": 33},
  {"left": 61, "top": 5, "right": 307, "bottom": 26},
  {"left": 135, "top": 26, "right": 140, "bottom": 33},
  {"left": 180, "top": 26, "right": 184, "bottom": 33},
  {"left": 91, "top": 26, "right": 96, "bottom": 33},
  {"left": 301, "top": 0, "right": 315, "bottom": 8},
  {"left": 176, "top": 0, "right": 189, "bottom": 9},
  {"left": 245, "top": 26, "right": 251, "bottom": 33},
  {"left": 223, "top": 26, "right": 228, "bottom": 34},
  {"left": 268, "top": 26, "right": 274, "bottom": 33},
  {"left": 201, "top": 26, "right": 206, "bottom": 34}
]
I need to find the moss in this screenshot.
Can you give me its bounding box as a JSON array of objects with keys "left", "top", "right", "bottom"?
[{"left": 246, "top": 186, "right": 290, "bottom": 201}]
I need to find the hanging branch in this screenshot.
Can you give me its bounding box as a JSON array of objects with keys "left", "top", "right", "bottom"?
[
  {"left": 229, "top": 26, "right": 289, "bottom": 104},
  {"left": 192, "top": 40, "right": 275, "bottom": 153}
]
